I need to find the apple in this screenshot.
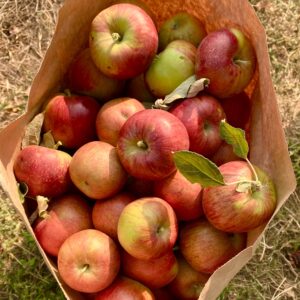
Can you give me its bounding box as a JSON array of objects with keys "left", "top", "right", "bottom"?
[
  {"left": 94, "top": 276, "right": 155, "bottom": 300},
  {"left": 158, "top": 12, "right": 207, "bottom": 51},
  {"left": 169, "top": 94, "right": 226, "bottom": 157},
  {"left": 195, "top": 28, "right": 256, "bottom": 98},
  {"left": 69, "top": 141, "right": 127, "bottom": 200},
  {"left": 43, "top": 92, "right": 100, "bottom": 149},
  {"left": 125, "top": 74, "right": 156, "bottom": 103},
  {"left": 145, "top": 40, "right": 196, "bottom": 98},
  {"left": 112, "top": 0, "right": 157, "bottom": 27},
  {"left": 92, "top": 192, "right": 135, "bottom": 240},
  {"left": 220, "top": 91, "right": 252, "bottom": 130},
  {"left": 117, "top": 109, "right": 190, "bottom": 180},
  {"left": 117, "top": 197, "right": 178, "bottom": 260},
  {"left": 57, "top": 229, "right": 120, "bottom": 293},
  {"left": 13, "top": 145, "right": 71, "bottom": 198},
  {"left": 65, "top": 48, "right": 125, "bottom": 102},
  {"left": 121, "top": 250, "right": 178, "bottom": 289},
  {"left": 167, "top": 254, "right": 210, "bottom": 300},
  {"left": 33, "top": 193, "right": 93, "bottom": 257},
  {"left": 89, "top": 3, "right": 158, "bottom": 79},
  {"left": 202, "top": 160, "right": 277, "bottom": 232},
  {"left": 210, "top": 142, "right": 242, "bottom": 166},
  {"left": 96, "top": 97, "right": 145, "bottom": 146},
  {"left": 153, "top": 170, "right": 203, "bottom": 221},
  {"left": 179, "top": 219, "right": 246, "bottom": 274}
]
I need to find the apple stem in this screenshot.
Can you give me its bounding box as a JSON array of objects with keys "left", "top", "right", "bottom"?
[
  {"left": 112, "top": 32, "right": 121, "bottom": 42},
  {"left": 81, "top": 264, "right": 90, "bottom": 273},
  {"left": 136, "top": 140, "right": 148, "bottom": 150}
]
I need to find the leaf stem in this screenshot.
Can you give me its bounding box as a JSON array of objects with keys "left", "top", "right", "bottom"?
[{"left": 246, "top": 157, "right": 259, "bottom": 182}]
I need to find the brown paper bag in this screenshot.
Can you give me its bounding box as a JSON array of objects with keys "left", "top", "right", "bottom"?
[{"left": 0, "top": 0, "right": 296, "bottom": 299}]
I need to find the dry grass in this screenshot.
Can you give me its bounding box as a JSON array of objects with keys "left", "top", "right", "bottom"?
[{"left": 0, "top": 0, "right": 299, "bottom": 299}]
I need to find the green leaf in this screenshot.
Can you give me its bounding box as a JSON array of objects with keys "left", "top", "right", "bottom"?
[
  {"left": 173, "top": 150, "right": 225, "bottom": 187},
  {"left": 220, "top": 120, "right": 249, "bottom": 159}
]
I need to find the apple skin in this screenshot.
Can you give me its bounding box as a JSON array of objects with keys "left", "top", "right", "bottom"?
[
  {"left": 121, "top": 250, "right": 178, "bottom": 289},
  {"left": 158, "top": 12, "right": 207, "bottom": 51},
  {"left": 13, "top": 145, "right": 72, "bottom": 198},
  {"left": 96, "top": 97, "right": 145, "bottom": 146},
  {"left": 112, "top": 0, "right": 157, "bottom": 27},
  {"left": 220, "top": 91, "right": 252, "bottom": 130},
  {"left": 65, "top": 48, "right": 125, "bottom": 102},
  {"left": 57, "top": 229, "right": 120, "bottom": 293},
  {"left": 167, "top": 254, "right": 210, "bottom": 300},
  {"left": 43, "top": 93, "right": 101, "bottom": 149},
  {"left": 153, "top": 170, "right": 203, "bottom": 221},
  {"left": 179, "top": 219, "right": 247, "bottom": 274},
  {"left": 117, "top": 109, "right": 190, "bottom": 180},
  {"left": 89, "top": 3, "right": 158, "bottom": 79},
  {"left": 69, "top": 141, "right": 128, "bottom": 200},
  {"left": 145, "top": 40, "right": 196, "bottom": 98},
  {"left": 202, "top": 161, "right": 277, "bottom": 233},
  {"left": 92, "top": 192, "right": 135, "bottom": 240},
  {"left": 33, "top": 193, "right": 93, "bottom": 257},
  {"left": 125, "top": 74, "right": 156, "bottom": 103},
  {"left": 169, "top": 94, "right": 226, "bottom": 157},
  {"left": 94, "top": 276, "right": 155, "bottom": 300},
  {"left": 211, "top": 142, "right": 242, "bottom": 166},
  {"left": 117, "top": 197, "right": 178, "bottom": 260},
  {"left": 195, "top": 28, "right": 256, "bottom": 99}
]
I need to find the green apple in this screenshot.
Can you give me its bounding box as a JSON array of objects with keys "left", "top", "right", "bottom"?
[
  {"left": 158, "top": 12, "right": 207, "bottom": 51},
  {"left": 145, "top": 40, "right": 196, "bottom": 98}
]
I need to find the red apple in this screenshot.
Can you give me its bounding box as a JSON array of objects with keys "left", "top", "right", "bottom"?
[
  {"left": 195, "top": 28, "right": 256, "bottom": 98},
  {"left": 57, "top": 229, "right": 120, "bottom": 293},
  {"left": 96, "top": 97, "right": 145, "bottom": 146},
  {"left": 154, "top": 170, "right": 203, "bottom": 221},
  {"left": 117, "top": 109, "right": 190, "bottom": 180},
  {"left": 43, "top": 92, "right": 100, "bottom": 149},
  {"left": 33, "top": 193, "right": 93, "bottom": 257},
  {"left": 220, "top": 91, "right": 252, "bottom": 129},
  {"left": 121, "top": 250, "right": 178, "bottom": 289},
  {"left": 145, "top": 40, "right": 196, "bottom": 98},
  {"left": 69, "top": 141, "right": 127, "bottom": 200},
  {"left": 210, "top": 142, "right": 242, "bottom": 166},
  {"left": 13, "top": 145, "right": 71, "bottom": 198},
  {"left": 125, "top": 74, "right": 156, "bottom": 103},
  {"left": 167, "top": 254, "right": 210, "bottom": 300},
  {"left": 202, "top": 160, "right": 277, "bottom": 232},
  {"left": 89, "top": 3, "right": 158, "bottom": 79},
  {"left": 112, "top": 0, "right": 157, "bottom": 27},
  {"left": 94, "top": 276, "right": 155, "bottom": 300},
  {"left": 169, "top": 94, "right": 226, "bottom": 157},
  {"left": 179, "top": 219, "right": 247, "bottom": 274},
  {"left": 65, "top": 48, "right": 125, "bottom": 102},
  {"left": 117, "top": 197, "right": 178, "bottom": 260},
  {"left": 92, "top": 192, "right": 135, "bottom": 240},
  {"left": 158, "top": 12, "right": 207, "bottom": 51}
]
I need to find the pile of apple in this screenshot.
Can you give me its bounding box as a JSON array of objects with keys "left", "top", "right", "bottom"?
[{"left": 13, "top": 2, "right": 277, "bottom": 300}]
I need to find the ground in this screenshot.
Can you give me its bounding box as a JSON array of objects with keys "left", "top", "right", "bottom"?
[{"left": 0, "top": 0, "right": 299, "bottom": 299}]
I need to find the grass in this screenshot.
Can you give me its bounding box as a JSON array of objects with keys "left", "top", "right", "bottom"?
[{"left": 0, "top": 0, "right": 299, "bottom": 299}]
